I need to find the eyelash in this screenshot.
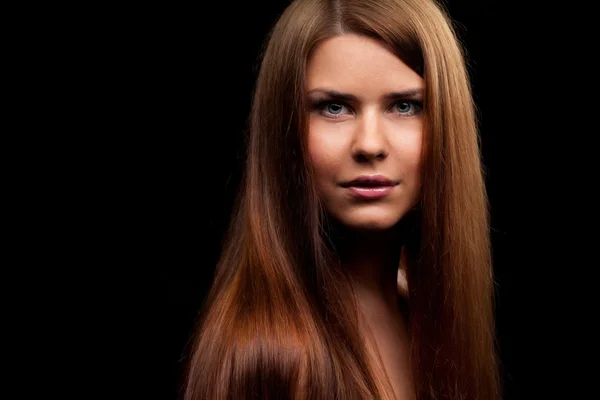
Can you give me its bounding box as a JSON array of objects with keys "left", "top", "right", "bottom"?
[{"left": 312, "top": 99, "right": 423, "bottom": 119}]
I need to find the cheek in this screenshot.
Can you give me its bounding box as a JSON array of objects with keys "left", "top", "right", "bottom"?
[
  {"left": 405, "top": 136, "right": 424, "bottom": 199},
  {"left": 308, "top": 148, "right": 338, "bottom": 194},
  {"left": 407, "top": 143, "right": 423, "bottom": 176},
  {"left": 390, "top": 130, "right": 424, "bottom": 186},
  {"left": 307, "top": 124, "right": 344, "bottom": 183},
  {"left": 307, "top": 138, "right": 327, "bottom": 180}
]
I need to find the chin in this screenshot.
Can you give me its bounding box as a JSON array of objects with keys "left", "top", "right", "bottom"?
[
  {"left": 335, "top": 213, "right": 402, "bottom": 232},
  {"left": 348, "top": 221, "right": 398, "bottom": 231}
]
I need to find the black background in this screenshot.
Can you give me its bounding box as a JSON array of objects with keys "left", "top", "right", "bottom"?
[{"left": 110, "top": 1, "right": 585, "bottom": 399}]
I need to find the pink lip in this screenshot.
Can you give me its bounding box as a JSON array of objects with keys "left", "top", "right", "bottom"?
[
  {"left": 340, "top": 174, "right": 399, "bottom": 199},
  {"left": 341, "top": 174, "right": 398, "bottom": 187},
  {"left": 346, "top": 185, "right": 396, "bottom": 199}
]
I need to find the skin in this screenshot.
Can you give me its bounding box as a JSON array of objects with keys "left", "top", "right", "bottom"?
[{"left": 306, "top": 34, "right": 424, "bottom": 400}]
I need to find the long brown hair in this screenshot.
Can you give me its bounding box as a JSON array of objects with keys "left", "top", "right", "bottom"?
[{"left": 183, "top": 0, "right": 500, "bottom": 398}]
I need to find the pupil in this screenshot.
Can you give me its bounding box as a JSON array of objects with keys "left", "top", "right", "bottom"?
[
  {"left": 328, "top": 104, "right": 342, "bottom": 114},
  {"left": 398, "top": 102, "right": 410, "bottom": 112}
]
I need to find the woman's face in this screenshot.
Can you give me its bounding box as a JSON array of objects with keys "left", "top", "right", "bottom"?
[{"left": 306, "top": 34, "right": 424, "bottom": 231}]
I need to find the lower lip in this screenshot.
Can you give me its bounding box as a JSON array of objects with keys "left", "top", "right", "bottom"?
[{"left": 346, "top": 185, "right": 396, "bottom": 199}]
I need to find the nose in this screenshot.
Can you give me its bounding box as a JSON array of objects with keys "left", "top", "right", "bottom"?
[{"left": 351, "top": 111, "right": 388, "bottom": 162}]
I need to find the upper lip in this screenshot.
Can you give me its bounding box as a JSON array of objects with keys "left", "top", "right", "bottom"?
[{"left": 340, "top": 175, "right": 399, "bottom": 187}]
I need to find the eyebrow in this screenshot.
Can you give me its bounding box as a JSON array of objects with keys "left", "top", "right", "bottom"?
[{"left": 307, "top": 88, "right": 424, "bottom": 102}]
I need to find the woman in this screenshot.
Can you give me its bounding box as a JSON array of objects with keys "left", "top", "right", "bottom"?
[{"left": 184, "top": 0, "right": 499, "bottom": 399}]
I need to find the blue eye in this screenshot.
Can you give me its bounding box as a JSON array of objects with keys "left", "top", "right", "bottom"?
[
  {"left": 394, "top": 101, "right": 421, "bottom": 116},
  {"left": 396, "top": 102, "right": 411, "bottom": 113},
  {"left": 326, "top": 103, "right": 344, "bottom": 115},
  {"left": 313, "top": 101, "right": 348, "bottom": 118},
  {"left": 311, "top": 99, "right": 422, "bottom": 119}
]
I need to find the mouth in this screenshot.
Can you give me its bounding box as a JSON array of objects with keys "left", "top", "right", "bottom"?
[
  {"left": 339, "top": 175, "right": 399, "bottom": 199},
  {"left": 344, "top": 185, "right": 396, "bottom": 199},
  {"left": 340, "top": 175, "right": 399, "bottom": 188},
  {"left": 340, "top": 182, "right": 397, "bottom": 188},
  {"left": 341, "top": 182, "right": 398, "bottom": 199}
]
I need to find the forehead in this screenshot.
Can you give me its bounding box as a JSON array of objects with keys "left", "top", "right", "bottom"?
[{"left": 306, "top": 34, "right": 423, "bottom": 94}]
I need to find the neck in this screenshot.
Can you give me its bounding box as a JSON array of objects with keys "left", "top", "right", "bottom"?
[{"left": 329, "top": 220, "right": 405, "bottom": 311}]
